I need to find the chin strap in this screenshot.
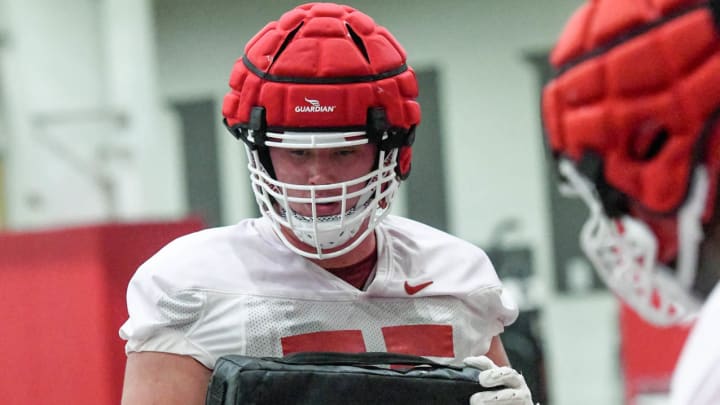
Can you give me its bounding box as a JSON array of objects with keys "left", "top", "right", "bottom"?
[
  {"left": 224, "top": 107, "right": 276, "bottom": 179},
  {"left": 575, "top": 151, "right": 628, "bottom": 218},
  {"left": 366, "top": 108, "right": 416, "bottom": 179}
]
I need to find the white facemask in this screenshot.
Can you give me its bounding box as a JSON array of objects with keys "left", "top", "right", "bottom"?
[
  {"left": 558, "top": 158, "right": 704, "bottom": 326},
  {"left": 245, "top": 130, "right": 400, "bottom": 260}
]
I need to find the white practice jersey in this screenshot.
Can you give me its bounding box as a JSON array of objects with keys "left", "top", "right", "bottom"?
[
  {"left": 670, "top": 283, "right": 720, "bottom": 405},
  {"left": 119, "top": 215, "right": 518, "bottom": 369}
]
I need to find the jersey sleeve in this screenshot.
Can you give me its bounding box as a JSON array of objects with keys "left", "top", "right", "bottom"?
[
  {"left": 465, "top": 285, "right": 519, "bottom": 353},
  {"left": 488, "top": 286, "right": 520, "bottom": 327},
  {"left": 465, "top": 247, "right": 520, "bottom": 328},
  {"left": 449, "top": 248, "right": 520, "bottom": 358},
  {"left": 118, "top": 258, "right": 214, "bottom": 368}
]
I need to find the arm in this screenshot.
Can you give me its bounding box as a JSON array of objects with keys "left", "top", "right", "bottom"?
[
  {"left": 121, "top": 351, "right": 212, "bottom": 405},
  {"left": 484, "top": 335, "right": 510, "bottom": 367}
]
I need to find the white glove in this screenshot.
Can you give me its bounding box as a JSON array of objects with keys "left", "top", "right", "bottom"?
[{"left": 464, "top": 356, "right": 535, "bottom": 405}]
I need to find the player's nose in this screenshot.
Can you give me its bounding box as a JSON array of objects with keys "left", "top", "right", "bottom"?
[{"left": 306, "top": 154, "right": 338, "bottom": 186}]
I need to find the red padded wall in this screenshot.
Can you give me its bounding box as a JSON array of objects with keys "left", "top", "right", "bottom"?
[
  {"left": 619, "top": 303, "right": 693, "bottom": 404},
  {"left": 0, "top": 218, "right": 204, "bottom": 404}
]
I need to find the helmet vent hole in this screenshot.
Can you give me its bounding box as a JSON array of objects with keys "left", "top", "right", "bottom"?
[
  {"left": 268, "top": 22, "right": 304, "bottom": 72},
  {"left": 631, "top": 125, "right": 669, "bottom": 161},
  {"left": 345, "top": 23, "right": 370, "bottom": 63}
]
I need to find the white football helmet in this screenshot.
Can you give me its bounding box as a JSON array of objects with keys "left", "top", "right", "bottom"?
[
  {"left": 222, "top": 3, "right": 420, "bottom": 259},
  {"left": 244, "top": 129, "right": 400, "bottom": 259}
]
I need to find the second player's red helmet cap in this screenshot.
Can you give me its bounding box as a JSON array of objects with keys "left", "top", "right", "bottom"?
[
  {"left": 542, "top": 0, "right": 720, "bottom": 325},
  {"left": 544, "top": 0, "right": 720, "bottom": 217}
]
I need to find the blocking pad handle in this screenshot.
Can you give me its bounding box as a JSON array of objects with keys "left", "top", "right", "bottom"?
[{"left": 271, "top": 351, "right": 460, "bottom": 369}]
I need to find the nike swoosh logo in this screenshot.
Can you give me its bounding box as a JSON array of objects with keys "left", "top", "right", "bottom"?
[{"left": 404, "top": 280, "right": 433, "bottom": 295}]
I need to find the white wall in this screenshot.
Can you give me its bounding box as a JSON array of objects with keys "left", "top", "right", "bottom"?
[{"left": 0, "top": 0, "right": 184, "bottom": 229}]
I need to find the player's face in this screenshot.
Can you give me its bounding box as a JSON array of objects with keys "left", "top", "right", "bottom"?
[{"left": 269, "top": 143, "right": 377, "bottom": 217}]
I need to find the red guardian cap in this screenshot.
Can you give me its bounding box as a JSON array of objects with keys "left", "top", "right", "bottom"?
[{"left": 222, "top": 3, "right": 421, "bottom": 177}]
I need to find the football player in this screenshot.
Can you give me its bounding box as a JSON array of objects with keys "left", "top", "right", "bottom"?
[
  {"left": 542, "top": 0, "right": 720, "bottom": 403},
  {"left": 119, "top": 3, "right": 533, "bottom": 404}
]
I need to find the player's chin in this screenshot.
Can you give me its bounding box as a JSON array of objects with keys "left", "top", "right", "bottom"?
[
  {"left": 279, "top": 227, "right": 351, "bottom": 255},
  {"left": 282, "top": 217, "right": 372, "bottom": 253}
]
